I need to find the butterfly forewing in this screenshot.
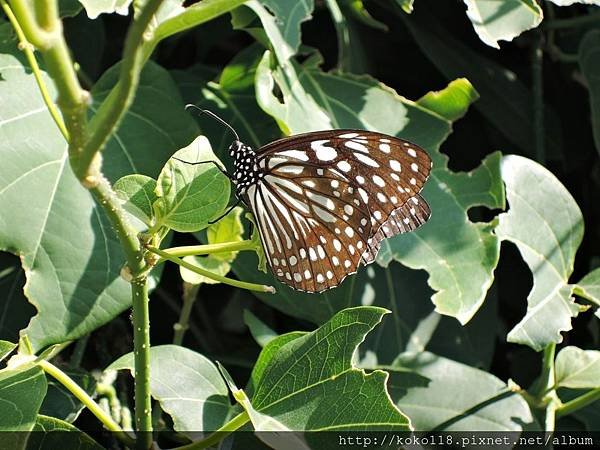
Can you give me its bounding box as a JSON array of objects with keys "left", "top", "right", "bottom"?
[{"left": 244, "top": 129, "right": 432, "bottom": 293}]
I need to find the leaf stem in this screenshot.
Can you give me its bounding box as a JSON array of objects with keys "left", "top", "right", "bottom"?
[
  {"left": 131, "top": 278, "right": 153, "bottom": 449},
  {"left": 7, "top": 0, "right": 58, "bottom": 49},
  {"left": 174, "top": 411, "right": 250, "bottom": 450},
  {"left": 158, "top": 240, "right": 256, "bottom": 261},
  {"left": 147, "top": 246, "right": 275, "bottom": 293},
  {"left": 173, "top": 284, "right": 199, "bottom": 346},
  {"left": 0, "top": 0, "right": 68, "bottom": 139},
  {"left": 538, "top": 343, "right": 558, "bottom": 431},
  {"left": 78, "top": 0, "right": 164, "bottom": 180},
  {"left": 556, "top": 386, "right": 600, "bottom": 418},
  {"left": 38, "top": 360, "right": 136, "bottom": 447}
]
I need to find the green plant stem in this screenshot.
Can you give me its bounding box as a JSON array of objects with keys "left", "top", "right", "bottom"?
[
  {"left": 173, "top": 283, "right": 199, "bottom": 346},
  {"left": 131, "top": 278, "right": 153, "bottom": 450},
  {"left": 38, "top": 360, "right": 136, "bottom": 447},
  {"left": 544, "top": 11, "right": 600, "bottom": 30},
  {"left": 78, "top": 0, "right": 164, "bottom": 180},
  {"left": 7, "top": 0, "right": 57, "bottom": 49},
  {"left": 175, "top": 411, "right": 250, "bottom": 450},
  {"left": 69, "top": 335, "right": 89, "bottom": 367},
  {"left": 531, "top": 30, "right": 545, "bottom": 165},
  {"left": 159, "top": 240, "right": 256, "bottom": 261},
  {"left": 538, "top": 343, "right": 558, "bottom": 431},
  {"left": 1, "top": 0, "right": 68, "bottom": 139},
  {"left": 147, "top": 245, "right": 275, "bottom": 293},
  {"left": 34, "top": 0, "right": 57, "bottom": 31},
  {"left": 556, "top": 386, "right": 600, "bottom": 418}
]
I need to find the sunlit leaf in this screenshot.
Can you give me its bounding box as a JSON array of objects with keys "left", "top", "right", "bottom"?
[
  {"left": 555, "top": 346, "right": 600, "bottom": 389},
  {"left": 114, "top": 175, "right": 158, "bottom": 226}
]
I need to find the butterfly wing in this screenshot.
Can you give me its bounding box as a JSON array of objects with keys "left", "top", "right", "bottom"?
[{"left": 244, "top": 130, "right": 432, "bottom": 292}]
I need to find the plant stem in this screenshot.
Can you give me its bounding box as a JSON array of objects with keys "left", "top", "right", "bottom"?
[
  {"left": 78, "top": 0, "right": 164, "bottom": 180},
  {"left": 147, "top": 246, "right": 275, "bottom": 293},
  {"left": 544, "top": 11, "right": 600, "bottom": 30},
  {"left": 173, "top": 284, "right": 199, "bottom": 346},
  {"left": 38, "top": 360, "right": 136, "bottom": 447},
  {"left": 69, "top": 335, "right": 89, "bottom": 367},
  {"left": 159, "top": 240, "right": 256, "bottom": 260},
  {"left": 0, "top": 0, "right": 68, "bottom": 140},
  {"left": 538, "top": 343, "right": 558, "bottom": 431},
  {"left": 7, "top": 0, "right": 58, "bottom": 49},
  {"left": 531, "top": 30, "right": 545, "bottom": 165},
  {"left": 556, "top": 386, "right": 600, "bottom": 418},
  {"left": 131, "top": 278, "right": 153, "bottom": 450},
  {"left": 175, "top": 411, "right": 250, "bottom": 450}
]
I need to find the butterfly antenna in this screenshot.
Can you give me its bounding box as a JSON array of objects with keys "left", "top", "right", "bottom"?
[{"left": 185, "top": 104, "right": 240, "bottom": 142}]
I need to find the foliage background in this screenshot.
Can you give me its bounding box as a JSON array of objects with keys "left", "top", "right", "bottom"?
[{"left": 1, "top": 0, "right": 600, "bottom": 446}]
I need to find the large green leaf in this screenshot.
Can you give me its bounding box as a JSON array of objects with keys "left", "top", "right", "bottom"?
[
  {"left": 555, "top": 346, "right": 600, "bottom": 389},
  {"left": 27, "top": 415, "right": 104, "bottom": 450},
  {"left": 402, "top": 9, "right": 563, "bottom": 160},
  {"left": 0, "top": 365, "right": 47, "bottom": 449},
  {"left": 92, "top": 61, "right": 199, "bottom": 182},
  {"left": 108, "top": 345, "right": 231, "bottom": 436},
  {"left": 254, "top": 51, "right": 504, "bottom": 324},
  {"left": 463, "top": 0, "right": 543, "bottom": 49},
  {"left": 0, "top": 32, "right": 133, "bottom": 353},
  {"left": 579, "top": 30, "right": 600, "bottom": 157},
  {"left": 247, "top": 307, "right": 411, "bottom": 433},
  {"left": 390, "top": 352, "right": 535, "bottom": 431},
  {"left": 495, "top": 155, "right": 583, "bottom": 351}
]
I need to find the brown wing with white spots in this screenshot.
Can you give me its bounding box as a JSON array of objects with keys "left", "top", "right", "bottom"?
[{"left": 247, "top": 129, "right": 432, "bottom": 292}]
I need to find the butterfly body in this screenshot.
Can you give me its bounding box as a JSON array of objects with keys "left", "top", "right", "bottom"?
[{"left": 225, "top": 129, "right": 433, "bottom": 293}]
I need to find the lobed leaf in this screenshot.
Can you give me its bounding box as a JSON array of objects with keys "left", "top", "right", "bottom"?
[
  {"left": 108, "top": 345, "right": 231, "bottom": 437},
  {"left": 391, "top": 352, "right": 535, "bottom": 431},
  {"left": 462, "top": 0, "right": 543, "bottom": 49},
  {"left": 496, "top": 155, "right": 583, "bottom": 350},
  {"left": 555, "top": 346, "right": 600, "bottom": 389}
]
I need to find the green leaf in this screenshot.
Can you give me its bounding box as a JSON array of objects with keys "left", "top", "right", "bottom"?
[
  {"left": 463, "top": 0, "right": 543, "bottom": 49},
  {"left": 417, "top": 78, "right": 480, "bottom": 122},
  {"left": 0, "top": 341, "right": 15, "bottom": 362},
  {"left": 555, "top": 346, "right": 600, "bottom": 389},
  {"left": 0, "top": 34, "right": 132, "bottom": 353},
  {"left": 39, "top": 368, "right": 96, "bottom": 423},
  {"left": 241, "top": 0, "right": 314, "bottom": 64},
  {"left": 579, "top": 30, "right": 600, "bottom": 157},
  {"left": 255, "top": 54, "right": 504, "bottom": 324},
  {"left": 114, "top": 175, "right": 158, "bottom": 226},
  {"left": 78, "top": 0, "right": 131, "bottom": 19},
  {"left": 0, "top": 366, "right": 47, "bottom": 449},
  {"left": 395, "top": 0, "right": 414, "bottom": 13},
  {"left": 92, "top": 61, "right": 199, "bottom": 182},
  {"left": 154, "top": 136, "right": 230, "bottom": 232},
  {"left": 28, "top": 415, "right": 104, "bottom": 450},
  {"left": 391, "top": 352, "right": 535, "bottom": 431},
  {"left": 573, "top": 267, "right": 600, "bottom": 310},
  {"left": 108, "top": 345, "right": 231, "bottom": 436},
  {"left": 495, "top": 155, "right": 583, "bottom": 351},
  {"left": 243, "top": 310, "right": 278, "bottom": 347},
  {"left": 247, "top": 307, "right": 411, "bottom": 431},
  {"left": 180, "top": 255, "right": 231, "bottom": 285},
  {"left": 207, "top": 206, "right": 244, "bottom": 262},
  {"left": 403, "top": 11, "right": 563, "bottom": 160}
]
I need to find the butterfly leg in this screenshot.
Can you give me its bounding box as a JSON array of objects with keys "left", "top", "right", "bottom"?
[{"left": 171, "top": 157, "right": 232, "bottom": 180}]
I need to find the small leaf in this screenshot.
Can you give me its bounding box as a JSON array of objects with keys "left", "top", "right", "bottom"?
[
  {"left": 417, "top": 78, "right": 480, "bottom": 122},
  {"left": 108, "top": 345, "right": 231, "bottom": 437},
  {"left": 154, "top": 136, "right": 230, "bottom": 232},
  {"left": 496, "top": 155, "right": 583, "bottom": 351},
  {"left": 0, "top": 341, "right": 16, "bottom": 363},
  {"left": 395, "top": 0, "right": 414, "bottom": 13},
  {"left": 463, "top": 0, "right": 543, "bottom": 49},
  {"left": 0, "top": 366, "right": 47, "bottom": 443},
  {"left": 78, "top": 0, "right": 131, "bottom": 19},
  {"left": 243, "top": 310, "right": 278, "bottom": 347},
  {"left": 180, "top": 255, "right": 231, "bottom": 285},
  {"left": 207, "top": 207, "right": 244, "bottom": 262},
  {"left": 573, "top": 267, "right": 600, "bottom": 309},
  {"left": 247, "top": 307, "right": 411, "bottom": 432},
  {"left": 28, "top": 415, "right": 104, "bottom": 449},
  {"left": 579, "top": 30, "right": 600, "bottom": 157},
  {"left": 391, "top": 352, "right": 535, "bottom": 431},
  {"left": 555, "top": 346, "right": 600, "bottom": 389},
  {"left": 114, "top": 175, "right": 158, "bottom": 226},
  {"left": 39, "top": 368, "right": 96, "bottom": 423}
]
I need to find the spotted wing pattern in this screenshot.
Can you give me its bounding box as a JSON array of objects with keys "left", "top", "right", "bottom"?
[{"left": 243, "top": 130, "right": 432, "bottom": 293}]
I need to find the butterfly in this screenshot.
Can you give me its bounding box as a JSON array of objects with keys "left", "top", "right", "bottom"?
[{"left": 184, "top": 105, "right": 432, "bottom": 293}]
